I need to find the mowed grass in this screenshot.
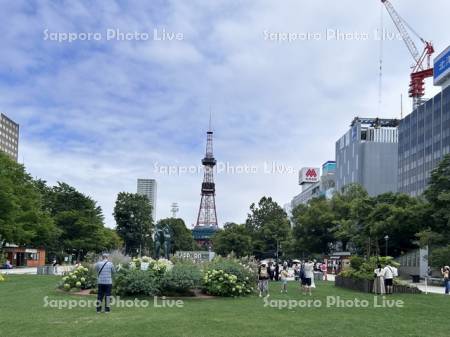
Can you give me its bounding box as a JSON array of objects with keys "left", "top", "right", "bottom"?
[{"left": 0, "top": 275, "right": 448, "bottom": 337}]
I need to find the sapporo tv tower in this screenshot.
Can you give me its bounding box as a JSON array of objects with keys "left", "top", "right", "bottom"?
[{"left": 192, "top": 115, "right": 219, "bottom": 247}]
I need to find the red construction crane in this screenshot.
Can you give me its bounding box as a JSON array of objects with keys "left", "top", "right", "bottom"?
[{"left": 381, "top": 0, "right": 434, "bottom": 109}]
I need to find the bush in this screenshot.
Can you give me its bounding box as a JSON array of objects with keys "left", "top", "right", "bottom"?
[
  {"left": 59, "top": 265, "right": 96, "bottom": 291},
  {"left": 339, "top": 256, "right": 399, "bottom": 281},
  {"left": 114, "top": 269, "right": 163, "bottom": 296},
  {"left": 350, "top": 256, "right": 364, "bottom": 271},
  {"left": 162, "top": 262, "right": 202, "bottom": 295},
  {"left": 202, "top": 257, "right": 256, "bottom": 297}
]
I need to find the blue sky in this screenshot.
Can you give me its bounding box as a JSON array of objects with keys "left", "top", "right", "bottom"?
[{"left": 1, "top": 0, "right": 449, "bottom": 228}]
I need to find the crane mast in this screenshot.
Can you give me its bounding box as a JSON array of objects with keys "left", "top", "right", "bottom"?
[{"left": 381, "top": 0, "right": 434, "bottom": 110}]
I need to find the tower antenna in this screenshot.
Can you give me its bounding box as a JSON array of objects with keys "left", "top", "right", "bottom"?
[{"left": 209, "top": 107, "right": 212, "bottom": 132}]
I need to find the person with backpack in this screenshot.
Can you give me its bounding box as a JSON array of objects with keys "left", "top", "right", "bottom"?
[
  {"left": 95, "top": 253, "right": 116, "bottom": 313},
  {"left": 383, "top": 262, "right": 398, "bottom": 294},
  {"left": 258, "top": 262, "right": 270, "bottom": 298}
]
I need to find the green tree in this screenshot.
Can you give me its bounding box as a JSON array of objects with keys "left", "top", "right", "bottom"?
[
  {"left": 292, "top": 197, "right": 335, "bottom": 255},
  {"left": 245, "top": 196, "right": 290, "bottom": 258},
  {"left": 330, "top": 184, "right": 371, "bottom": 253},
  {"left": 0, "top": 153, "right": 58, "bottom": 250},
  {"left": 114, "top": 192, "right": 154, "bottom": 256},
  {"left": 156, "top": 218, "right": 196, "bottom": 252},
  {"left": 429, "top": 245, "right": 450, "bottom": 268},
  {"left": 212, "top": 223, "right": 252, "bottom": 257},
  {"left": 42, "top": 182, "right": 116, "bottom": 260},
  {"left": 424, "top": 154, "right": 450, "bottom": 242}
]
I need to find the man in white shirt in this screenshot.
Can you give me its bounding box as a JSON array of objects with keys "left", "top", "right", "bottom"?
[
  {"left": 383, "top": 263, "right": 397, "bottom": 294},
  {"left": 302, "top": 260, "right": 315, "bottom": 296}
]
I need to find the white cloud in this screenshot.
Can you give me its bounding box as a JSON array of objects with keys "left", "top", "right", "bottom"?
[{"left": 1, "top": 0, "right": 449, "bottom": 227}]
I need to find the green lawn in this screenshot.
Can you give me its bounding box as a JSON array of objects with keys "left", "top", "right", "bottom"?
[{"left": 0, "top": 275, "right": 448, "bottom": 337}]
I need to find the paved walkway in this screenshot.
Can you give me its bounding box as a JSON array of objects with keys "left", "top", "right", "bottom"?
[
  {"left": 413, "top": 282, "right": 447, "bottom": 295},
  {"left": 0, "top": 265, "right": 74, "bottom": 275}
]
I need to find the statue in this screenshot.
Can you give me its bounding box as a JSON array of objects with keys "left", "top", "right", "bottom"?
[{"left": 154, "top": 224, "right": 172, "bottom": 259}]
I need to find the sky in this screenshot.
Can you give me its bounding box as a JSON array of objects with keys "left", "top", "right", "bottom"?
[{"left": 1, "top": 0, "right": 449, "bottom": 228}]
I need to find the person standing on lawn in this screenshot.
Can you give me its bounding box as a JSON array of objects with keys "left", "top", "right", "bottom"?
[
  {"left": 258, "top": 262, "right": 270, "bottom": 298},
  {"left": 280, "top": 266, "right": 289, "bottom": 293},
  {"left": 383, "top": 262, "right": 397, "bottom": 295},
  {"left": 441, "top": 266, "right": 450, "bottom": 295},
  {"left": 373, "top": 264, "right": 386, "bottom": 295},
  {"left": 303, "top": 259, "right": 315, "bottom": 296},
  {"left": 320, "top": 262, "right": 328, "bottom": 281},
  {"left": 95, "top": 253, "right": 116, "bottom": 313}
]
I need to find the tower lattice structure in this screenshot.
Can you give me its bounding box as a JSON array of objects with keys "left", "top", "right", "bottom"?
[{"left": 195, "top": 127, "right": 218, "bottom": 228}]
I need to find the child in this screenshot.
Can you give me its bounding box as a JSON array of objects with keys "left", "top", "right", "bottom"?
[{"left": 280, "top": 266, "right": 289, "bottom": 293}]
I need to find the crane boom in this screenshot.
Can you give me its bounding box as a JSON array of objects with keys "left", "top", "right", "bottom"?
[
  {"left": 381, "top": 0, "right": 420, "bottom": 63},
  {"left": 381, "top": 0, "right": 434, "bottom": 109}
]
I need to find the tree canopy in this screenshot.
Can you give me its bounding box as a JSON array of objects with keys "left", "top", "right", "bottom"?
[
  {"left": 156, "top": 217, "right": 196, "bottom": 252},
  {"left": 114, "top": 192, "right": 154, "bottom": 256}
]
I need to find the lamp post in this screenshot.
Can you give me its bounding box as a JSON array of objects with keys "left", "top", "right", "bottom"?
[{"left": 384, "top": 235, "right": 389, "bottom": 257}]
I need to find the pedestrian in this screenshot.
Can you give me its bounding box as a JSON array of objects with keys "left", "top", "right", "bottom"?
[
  {"left": 373, "top": 264, "right": 386, "bottom": 295},
  {"left": 275, "top": 263, "right": 280, "bottom": 281},
  {"left": 320, "top": 262, "right": 328, "bottom": 281},
  {"left": 258, "top": 262, "right": 270, "bottom": 298},
  {"left": 293, "top": 264, "right": 299, "bottom": 281},
  {"left": 280, "top": 266, "right": 289, "bottom": 293},
  {"left": 441, "top": 266, "right": 450, "bottom": 295},
  {"left": 95, "top": 253, "right": 116, "bottom": 313},
  {"left": 303, "top": 259, "right": 315, "bottom": 296},
  {"left": 383, "top": 262, "right": 397, "bottom": 294},
  {"left": 52, "top": 258, "right": 58, "bottom": 274},
  {"left": 269, "top": 262, "right": 276, "bottom": 281}
]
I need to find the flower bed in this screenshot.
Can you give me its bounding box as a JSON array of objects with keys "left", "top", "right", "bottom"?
[{"left": 57, "top": 256, "right": 258, "bottom": 298}]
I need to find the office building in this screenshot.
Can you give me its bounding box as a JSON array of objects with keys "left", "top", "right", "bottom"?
[
  {"left": 137, "top": 179, "right": 157, "bottom": 221},
  {"left": 398, "top": 85, "right": 450, "bottom": 196},
  {"left": 291, "top": 161, "right": 336, "bottom": 208},
  {"left": 335, "top": 117, "right": 399, "bottom": 196},
  {"left": 0, "top": 113, "right": 19, "bottom": 161}
]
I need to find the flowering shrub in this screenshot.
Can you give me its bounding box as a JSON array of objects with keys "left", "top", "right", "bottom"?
[
  {"left": 151, "top": 258, "right": 173, "bottom": 275},
  {"left": 59, "top": 265, "right": 96, "bottom": 291},
  {"left": 114, "top": 269, "right": 162, "bottom": 296},
  {"left": 202, "top": 257, "right": 256, "bottom": 297},
  {"left": 129, "top": 257, "right": 173, "bottom": 275},
  {"left": 162, "top": 261, "right": 202, "bottom": 295}
]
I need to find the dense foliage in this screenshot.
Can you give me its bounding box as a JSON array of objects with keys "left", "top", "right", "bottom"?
[
  {"left": 292, "top": 184, "right": 430, "bottom": 257},
  {"left": 339, "top": 256, "right": 399, "bottom": 281},
  {"left": 245, "top": 197, "right": 291, "bottom": 259},
  {"left": 162, "top": 261, "right": 202, "bottom": 295},
  {"left": 156, "top": 218, "right": 197, "bottom": 252},
  {"left": 430, "top": 245, "right": 450, "bottom": 268},
  {"left": 114, "top": 192, "right": 154, "bottom": 256},
  {"left": 0, "top": 153, "right": 57, "bottom": 250},
  {"left": 212, "top": 223, "right": 253, "bottom": 257},
  {"left": 0, "top": 153, "right": 120, "bottom": 261}
]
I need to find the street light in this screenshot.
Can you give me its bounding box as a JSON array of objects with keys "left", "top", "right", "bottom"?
[{"left": 384, "top": 235, "right": 389, "bottom": 257}]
